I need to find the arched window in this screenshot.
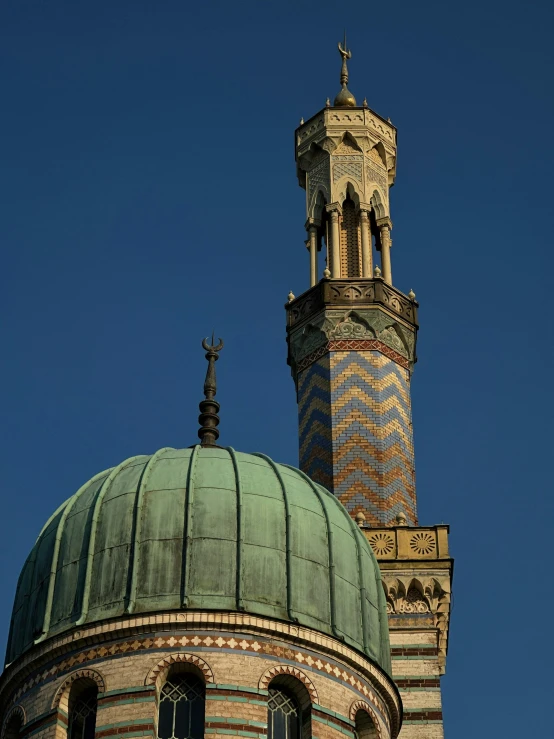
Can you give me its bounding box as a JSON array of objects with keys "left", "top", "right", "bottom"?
[
  {"left": 354, "top": 709, "right": 378, "bottom": 739},
  {"left": 158, "top": 673, "right": 205, "bottom": 739},
  {"left": 68, "top": 683, "right": 98, "bottom": 739},
  {"left": 267, "top": 677, "right": 311, "bottom": 739},
  {"left": 340, "top": 195, "right": 361, "bottom": 278},
  {"left": 267, "top": 687, "right": 300, "bottom": 739}
]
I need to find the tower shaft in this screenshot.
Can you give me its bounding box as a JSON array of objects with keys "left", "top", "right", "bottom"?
[{"left": 287, "top": 278, "right": 418, "bottom": 526}]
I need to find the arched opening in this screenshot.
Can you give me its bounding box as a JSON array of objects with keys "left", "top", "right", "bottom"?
[
  {"left": 314, "top": 190, "right": 330, "bottom": 282},
  {"left": 354, "top": 708, "right": 378, "bottom": 739},
  {"left": 267, "top": 676, "right": 311, "bottom": 739},
  {"left": 340, "top": 194, "right": 361, "bottom": 277},
  {"left": 4, "top": 712, "right": 23, "bottom": 739},
  {"left": 157, "top": 665, "right": 205, "bottom": 739},
  {"left": 67, "top": 680, "right": 98, "bottom": 739}
]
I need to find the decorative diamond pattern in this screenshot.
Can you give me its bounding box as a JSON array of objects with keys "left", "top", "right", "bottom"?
[{"left": 13, "top": 632, "right": 390, "bottom": 730}]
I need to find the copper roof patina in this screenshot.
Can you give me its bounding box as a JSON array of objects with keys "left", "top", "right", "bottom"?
[{"left": 6, "top": 447, "right": 391, "bottom": 674}]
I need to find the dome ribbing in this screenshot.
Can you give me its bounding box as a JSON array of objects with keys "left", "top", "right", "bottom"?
[{"left": 6, "top": 447, "right": 391, "bottom": 673}]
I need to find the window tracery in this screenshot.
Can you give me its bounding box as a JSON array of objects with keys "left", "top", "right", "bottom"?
[
  {"left": 267, "top": 688, "right": 300, "bottom": 739},
  {"left": 157, "top": 674, "right": 205, "bottom": 739},
  {"left": 68, "top": 687, "right": 98, "bottom": 739}
]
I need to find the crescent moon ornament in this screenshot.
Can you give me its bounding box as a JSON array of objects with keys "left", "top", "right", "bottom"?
[{"left": 202, "top": 334, "right": 224, "bottom": 353}]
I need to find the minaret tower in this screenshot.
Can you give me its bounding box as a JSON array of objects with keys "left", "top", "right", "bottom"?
[
  {"left": 287, "top": 37, "right": 416, "bottom": 527},
  {"left": 286, "top": 41, "right": 453, "bottom": 738}
]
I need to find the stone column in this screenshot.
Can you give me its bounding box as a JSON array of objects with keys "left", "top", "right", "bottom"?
[
  {"left": 329, "top": 208, "right": 341, "bottom": 278},
  {"left": 378, "top": 219, "right": 393, "bottom": 285},
  {"left": 360, "top": 208, "right": 373, "bottom": 278},
  {"left": 309, "top": 225, "right": 318, "bottom": 287}
]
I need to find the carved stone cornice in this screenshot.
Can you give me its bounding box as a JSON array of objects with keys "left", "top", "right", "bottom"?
[
  {"left": 286, "top": 279, "right": 418, "bottom": 331},
  {"left": 285, "top": 280, "right": 419, "bottom": 380}
]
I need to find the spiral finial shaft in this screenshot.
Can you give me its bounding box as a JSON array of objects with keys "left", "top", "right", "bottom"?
[{"left": 198, "top": 333, "right": 224, "bottom": 447}]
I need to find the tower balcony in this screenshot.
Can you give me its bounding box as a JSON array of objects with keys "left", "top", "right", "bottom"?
[{"left": 286, "top": 277, "right": 418, "bottom": 331}]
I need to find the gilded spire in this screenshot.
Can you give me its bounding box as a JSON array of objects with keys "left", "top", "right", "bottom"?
[
  {"left": 198, "top": 333, "right": 224, "bottom": 447},
  {"left": 334, "top": 33, "right": 357, "bottom": 107}
]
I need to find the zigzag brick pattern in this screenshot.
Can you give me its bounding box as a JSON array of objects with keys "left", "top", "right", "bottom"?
[
  {"left": 298, "top": 355, "right": 334, "bottom": 492},
  {"left": 298, "top": 350, "right": 417, "bottom": 526}
]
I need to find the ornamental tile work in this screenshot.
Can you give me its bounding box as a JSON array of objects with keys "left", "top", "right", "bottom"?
[
  {"left": 8, "top": 632, "right": 392, "bottom": 728},
  {"left": 298, "top": 351, "right": 416, "bottom": 526}
]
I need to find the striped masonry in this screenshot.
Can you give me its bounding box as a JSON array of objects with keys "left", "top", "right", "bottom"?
[{"left": 298, "top": 350, "right": 417, "bottom": 526}]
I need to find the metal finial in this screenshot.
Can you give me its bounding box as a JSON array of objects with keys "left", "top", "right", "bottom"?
[
  {"left": 338, "top": 32, "right": 351, "bottom": 86},
  {"left": 198, "top": 334, "right": 224, "bottom": 447},
  {"left": 334, "top": 35, "right": 357, "bottom": 107}
]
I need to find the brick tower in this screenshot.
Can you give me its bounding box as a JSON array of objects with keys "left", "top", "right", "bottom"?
[{"left": 286, "top": 41, "right": 453, "bottom": 738}]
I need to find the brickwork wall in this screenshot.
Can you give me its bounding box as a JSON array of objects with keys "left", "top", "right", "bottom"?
[
  {"left": 390, "top": 632, "right": 443, "bottom": 739},
  {"left": 298, "top": 351, "right": 416, "bottom": 526},
  {"left": 0, "top": 616, "right": 400, "bottom": 739}
]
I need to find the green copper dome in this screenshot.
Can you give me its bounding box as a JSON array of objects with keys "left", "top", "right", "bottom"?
[{"left": 6, "top": 447, "right": 391, "bottom": 673}]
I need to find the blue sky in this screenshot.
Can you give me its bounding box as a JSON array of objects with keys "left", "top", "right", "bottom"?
[{"left": 1, "top": 1, "right": 553, "bottom": 735}]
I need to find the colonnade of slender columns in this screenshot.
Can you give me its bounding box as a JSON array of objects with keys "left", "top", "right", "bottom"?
[{"left": 306, "top": 208, "right": 393, "bottom": 286}]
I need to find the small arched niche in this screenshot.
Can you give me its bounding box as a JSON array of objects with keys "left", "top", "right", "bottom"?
[
  {"left": 354, "top": 708, "right": 378, "bottom": 739},
  {"left": 3, "top": 709, "right": 24, "bottom": 739},
  {"left": 157, "top": 663, "right": 206, "bottom": 739},
  {"left": 340, "top": 190, "right": 362, "bottom": 278},
  {"left": 267, "top": 675, "right": 312, "bottom": 739}
]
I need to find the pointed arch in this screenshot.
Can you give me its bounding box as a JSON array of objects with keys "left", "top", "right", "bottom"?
[
  {"left": 312, "top": 188, "right": 329, "bottom": 222},
  {"left": 336, "top": 180, "right": 363, "bottom": 208},
  {"left": 338, "top": 132, "right": 363, "bottom": 153},
  {"left": 367, "top": 142, "right": 387, "bottom": 168},
  {"left": 369, "top": 189, "right": 387, "bottom": 220}
]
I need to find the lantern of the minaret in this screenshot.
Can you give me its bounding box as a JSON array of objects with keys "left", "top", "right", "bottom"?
[{"left": 295, "top": 107, "right": 397, "bottom": 287}]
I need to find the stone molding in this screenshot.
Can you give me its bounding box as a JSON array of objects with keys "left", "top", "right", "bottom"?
[
  {"left": 145, "top": 653, "right": 214, "bottom": 689},
  {"left": 52, "top": 668, "right": 106, "bottom": 710},
  {"left": 258, "top": 665, "right": 318, "bottom": 704}
]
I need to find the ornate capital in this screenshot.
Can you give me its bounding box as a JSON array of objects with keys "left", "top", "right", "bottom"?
[
  {"left": 325, "top": 202, "right": 342, "bottom": 218},
  {"left": 304, "top": 218, "right": 321, "bottom": 231},
  {"left": 376, "top": 216, "right": 393, "bottom": 231}
]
